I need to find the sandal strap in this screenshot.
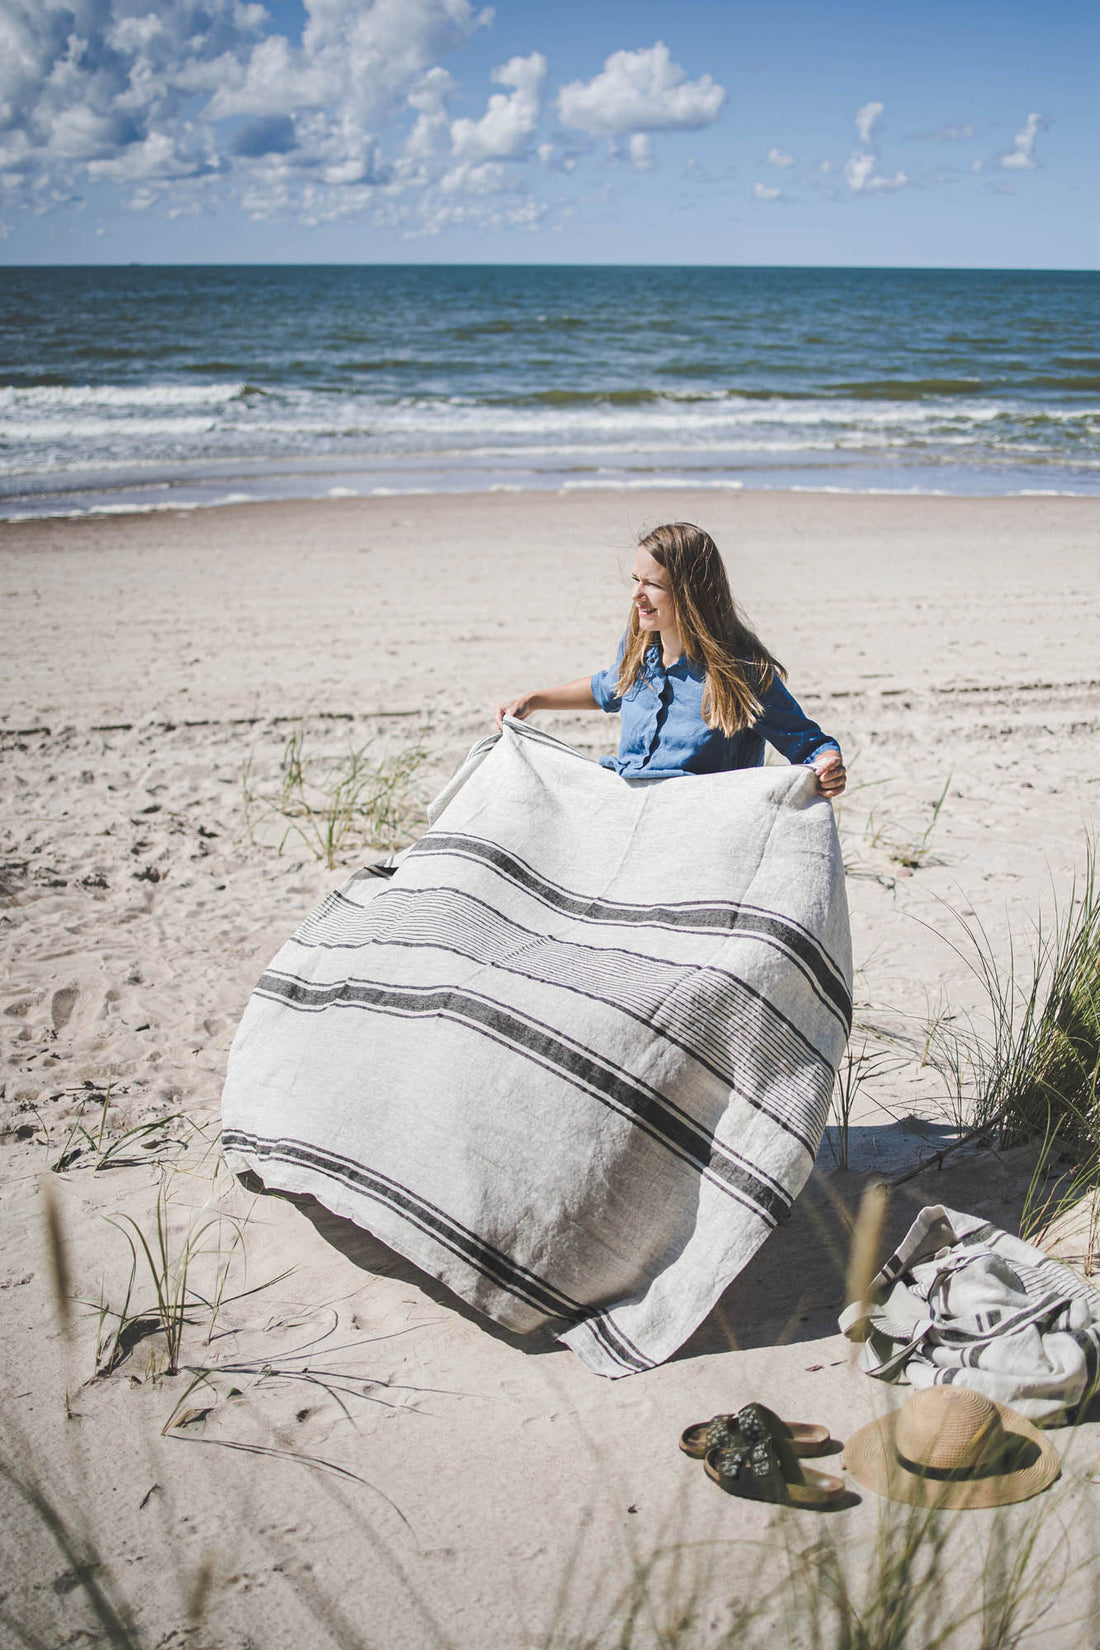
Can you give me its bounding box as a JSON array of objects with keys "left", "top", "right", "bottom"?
[{"left": 708, "top": 1439, "right": 790, "bottom": 1504}]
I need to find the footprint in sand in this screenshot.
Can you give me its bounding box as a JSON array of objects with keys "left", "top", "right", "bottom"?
[{"left": 51, "top": 986, "right": 79, "bottom": 1033}]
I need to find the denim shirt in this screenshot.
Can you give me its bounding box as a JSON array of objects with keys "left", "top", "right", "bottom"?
[{"left": 590, "top": 641, "right": 840, "bottom": 780}]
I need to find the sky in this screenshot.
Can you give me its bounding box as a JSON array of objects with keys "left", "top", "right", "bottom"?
[{"left": 1, "top": 0, "right": 1097, "bottom": 266}]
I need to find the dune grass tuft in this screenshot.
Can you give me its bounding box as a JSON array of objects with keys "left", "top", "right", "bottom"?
[
  {"left": 923, "top": 841, "right": 1100, "bottom": 1171},
  {"left": 242, "top": 724, "right": 428, "bottom": 868},
  {"left": 50, "top": 1085, "right": 195, "bottom": 1175},
  {"left": 94, "top": 1181, "right": 246, "bottom": 1377},
  {"left": 827, "top": 1043, "right": 898, "bottom": 1170}
]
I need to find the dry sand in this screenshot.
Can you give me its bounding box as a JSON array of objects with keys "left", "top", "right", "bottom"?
[{"left": 2, "top": 489, "right": 1100, "bottom": 1647}]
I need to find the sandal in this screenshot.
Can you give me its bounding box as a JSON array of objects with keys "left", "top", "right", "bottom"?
[
  {"left": 704, "top": 1439, "right": 845, "bottom": 1509},
  {"left": 680, "top": 1402, "right": 830, "bottom": 1461}
]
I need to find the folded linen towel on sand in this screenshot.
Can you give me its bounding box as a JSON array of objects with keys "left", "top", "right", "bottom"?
[
  {"left": 221, "top": 718, "right": 852, "bottom": 1377},
  {"left": 840, "top": 1204, "right": 1100, "bottom": 1421}
]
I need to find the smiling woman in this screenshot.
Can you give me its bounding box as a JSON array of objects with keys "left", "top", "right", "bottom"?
[
  {"left": 496, "top": 520, "right": 846, "bottom": 795},
  {"left": 217, "top": 514, "right": 851, "bottom": 1378}
]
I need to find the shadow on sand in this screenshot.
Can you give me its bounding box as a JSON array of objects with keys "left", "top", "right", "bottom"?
[{"left": 679, "top": 1124, "right": 1043, "bottom": 1360}]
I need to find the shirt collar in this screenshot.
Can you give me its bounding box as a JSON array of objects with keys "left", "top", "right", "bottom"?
[{"left": 644, "top": 644, "right": 704, "bottom": 680}]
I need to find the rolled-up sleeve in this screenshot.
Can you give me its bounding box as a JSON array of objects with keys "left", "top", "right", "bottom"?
[
  {"left": 590, "top": 635, "right": 627, "bottom": 713},
  {"left": 756, "top": 675, "right": 840, "bottom": 766}
]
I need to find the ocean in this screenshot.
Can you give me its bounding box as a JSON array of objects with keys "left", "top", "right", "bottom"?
[{"left": 2, "top": 264, "right": 1099, "bottom": 518}]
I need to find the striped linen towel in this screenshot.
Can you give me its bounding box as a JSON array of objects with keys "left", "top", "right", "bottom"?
[
  {"left": 221, "top": 718, "right": 852, "bottom": 1377},
  {"left": 840, "top": 1204, "right": 1100, "bottom": 1421}
]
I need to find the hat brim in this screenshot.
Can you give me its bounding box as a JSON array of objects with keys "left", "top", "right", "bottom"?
[{"left": 843, "top": 1394, "right": 1060, "bottom": 1510}]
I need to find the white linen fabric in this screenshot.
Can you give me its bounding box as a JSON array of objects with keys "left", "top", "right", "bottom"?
[
  {"left": 840, "top": 1204, "right": 1100, "bottom": 1422},
  {"left": 221, "top": 719, "right": 852, "bottom": 1377}
]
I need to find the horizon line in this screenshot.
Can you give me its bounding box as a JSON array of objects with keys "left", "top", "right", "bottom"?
[{"left": 2, "top": 260, "right": 1099, "bottom": 274}]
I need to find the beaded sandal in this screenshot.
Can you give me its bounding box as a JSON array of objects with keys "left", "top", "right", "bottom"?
[
  {"left": 703, "top": 1437, "right": 845, "bottom": 1509},
  {"left": 680, "top": 1402, "right": 830, "bottom": 1461}
]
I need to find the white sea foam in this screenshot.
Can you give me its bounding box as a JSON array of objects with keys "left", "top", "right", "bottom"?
[
  {"left": 0, "top": 382, "right": 1066, "bottom": 467},
  {"left": 0, "top": 382, "right": 249, "bottom": 409},
  {"left": 1, "top": 371, "right": 1095, "bottom": 513},
  {"left": 560, "top": 477, "right": 745, "bottom": 492},
  {"left": 785, "top": 484, "right": 950, "bottom": 496},
  {"left": 84, "top": 500, "right": 202, "bottom": 514},
  {"left": 0, "top": 416, "right": 219, "bottom": 441}
]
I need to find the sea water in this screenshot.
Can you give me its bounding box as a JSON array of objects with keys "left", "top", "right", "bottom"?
[{"left": 1, "top": 264, "right": 1099, "bottom": 517}]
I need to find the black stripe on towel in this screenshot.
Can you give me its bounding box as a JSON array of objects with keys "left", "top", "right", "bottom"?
[
  {"left": 409, "top": 832, "right": 852, "bottom": 1031},
  {"left": 254, "top": 971, "right": 793, "bottom": 1226},
  {"left": 221, "top": 1127, "right": 586, "bottom": 1322},
  {"left": 585, "top": 1313, "right": 655, "bottom": 1374}
]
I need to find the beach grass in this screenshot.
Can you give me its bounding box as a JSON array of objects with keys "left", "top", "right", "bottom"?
[
  {"left": 93, "top": 1179, "right": 246, "bottom": 1378},
  {"left": 866, "top": 773, "right": 953, "bottom": 874},
  {"left": 240, "top": 724, "right": 428, "bottom": 868},
  {"left": 49, "top": 1086, "right": 195, "bottom": 1175},
  {"left": 827, "top": 1044, "right": 898, "bottom": 1171},
  {"left": 921, "top": 843, "right": 1100, "bottom": 1172}
]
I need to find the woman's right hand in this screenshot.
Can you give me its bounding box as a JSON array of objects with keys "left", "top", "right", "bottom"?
[
  {"left": 495, "top": 692, "right": 538, "bottom": 731},
  {"left": 495, "top": 677, "right": 599, "bottom": 730}
]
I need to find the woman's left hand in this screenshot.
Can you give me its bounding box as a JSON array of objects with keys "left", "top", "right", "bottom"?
[{"left": 812, "top": 751, "right": 846, "bottom": 798}]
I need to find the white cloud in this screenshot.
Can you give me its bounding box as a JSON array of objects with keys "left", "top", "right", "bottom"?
[
  {"left": 753, "top": 181, "right": 779, "bottom": 200},
  {"left": 403, "top": 66, "right": 456, "bottom": 164},
  {"left": 439, "top": 159, "right": 507, "bottom": 194},
  {"left": 0, "top": 0, "right": 267, "bottom": 176},
  {"left": 206, "top": 0, "right": 491, "bottom": 122},
  {"left": 556, "top": 42, "right": 725, "bottom": 136},
  {"left": 535, "top": 141, "right": 578, "bottom": 174},
  {"left": 628, "top": 132, "right": 652, "bottom": 170},
  {"left": 765, "top": 147, "right": 794, "bottom": 168},
  {"left": 999, "top": 112, "right": 1045, "bottom": 170},
  {"left": 845, "top": 151, "right": 907, "bottom": 193},
  {"left": 126, "top": 185, "right": 163, "bottom": 213},
  {"left": 86, "top": 130, "right": 216, "bottom": 184},
  {"left": 449, "top": 51, "right": 546, "bottom": 162},
  {"left": 844, "top": 102, "right": 907, "bottom": 194},
  {"left": 411, "top": 190, "right": 547, "bottom": 236},
  {"left": 0, "top": 0, "right": 502, "bottom": 226},
  {"left": 855, "top": 100, "right": 884, "bottom": 145},
  {"left": 0, "top": 5, "right": 746, "bottom": 237}
]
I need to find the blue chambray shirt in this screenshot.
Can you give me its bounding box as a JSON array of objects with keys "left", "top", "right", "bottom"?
[{"left": 590, "top": 640, "right": 840, "bottom": 780}]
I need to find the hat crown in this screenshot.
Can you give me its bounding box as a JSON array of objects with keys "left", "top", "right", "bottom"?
[{"left": 893, "top": 1387, "right": 1005, "bottom": 1472}]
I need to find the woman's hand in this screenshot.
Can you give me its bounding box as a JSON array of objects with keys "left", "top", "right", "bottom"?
[
  {"left": 494, "top": 678, "right": 599, "bottom": 730},
  {"left": 495, "top": 692, "right": 538, "bottom": 731},
  {"left": 812, "top": 750, "right": 847, "bottom": 799}
]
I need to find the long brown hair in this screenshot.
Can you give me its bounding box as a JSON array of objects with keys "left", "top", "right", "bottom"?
[{"left": 617, "top": 522, "right": 785, "bottom": 736}]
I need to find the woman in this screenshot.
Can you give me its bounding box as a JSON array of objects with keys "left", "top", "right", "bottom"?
[
  {"left": 223, "top": 518, "right": 852, "bottom": 1379},
  {"left": 496, "top": 522, "right": 845, "bottom": 797}
]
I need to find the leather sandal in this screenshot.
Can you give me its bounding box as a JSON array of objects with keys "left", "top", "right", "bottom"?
[
  {"left": 704, "top": 1439, "right": 846, "bottom": 1509},
  {"left": 680, "top": 1402, "right": 830, "bottom": 1461}
]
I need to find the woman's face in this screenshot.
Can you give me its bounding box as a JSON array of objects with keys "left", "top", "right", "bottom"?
[{"left": 631, "top": 547, "right": 677, "bottom": 635}]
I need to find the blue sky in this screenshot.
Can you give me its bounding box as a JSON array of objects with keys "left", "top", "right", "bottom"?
[{"left": 2, "top": 0, "right": 1096, "bottom": 266}]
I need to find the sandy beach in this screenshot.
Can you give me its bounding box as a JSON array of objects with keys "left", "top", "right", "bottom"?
[{"left": 3, "top": 488, "right": 1100, "bottom": 1647}]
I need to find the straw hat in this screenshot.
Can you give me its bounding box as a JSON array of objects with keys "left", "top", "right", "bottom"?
[{"left": 843, "top": 1387, "right": 1060, "bottom": 1509}]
